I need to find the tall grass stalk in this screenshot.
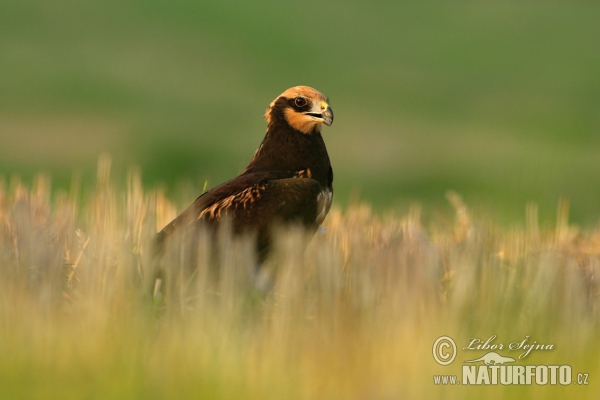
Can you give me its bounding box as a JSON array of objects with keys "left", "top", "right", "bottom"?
[{"left": 0, "top": 162, "right": 598, "bottom": 399}]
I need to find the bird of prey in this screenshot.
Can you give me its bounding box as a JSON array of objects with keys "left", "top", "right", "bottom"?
[{"left": 156, "top": 86, "right": 334, "bottom": 263}]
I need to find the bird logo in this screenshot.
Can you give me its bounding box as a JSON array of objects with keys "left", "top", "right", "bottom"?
[{"left": 464, "top": 352, "right": 516, "bottom": 365}]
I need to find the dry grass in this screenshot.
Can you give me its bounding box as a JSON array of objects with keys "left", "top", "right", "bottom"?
[{"left": 1, "top": 158, "right": 599, "bottom": 399}]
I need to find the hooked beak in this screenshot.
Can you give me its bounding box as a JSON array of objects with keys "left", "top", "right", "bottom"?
[
  {"left": 321, "top": 106, "right": 334, "bottom": 126},
  {"left": 304, "top": 102, "right": 334, "bottom": 127}
]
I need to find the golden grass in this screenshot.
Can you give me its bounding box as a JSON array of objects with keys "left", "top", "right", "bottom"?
[{"left": 1, "top": 159, "right": 599, "bottom": 399}]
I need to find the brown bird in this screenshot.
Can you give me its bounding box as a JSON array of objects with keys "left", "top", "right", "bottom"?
[{"left": 156, "top": 86, "right": 334, "bottom": 262}]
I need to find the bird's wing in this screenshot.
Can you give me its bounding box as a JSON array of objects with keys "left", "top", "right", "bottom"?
[
  {"left": 156, "top": 171, "right": 323, "bottom": 246},
  {"left": 223, "top": 177, "right": 323, "bottom": 229},
  {"left": 210, "top": 176, "right": 324, "bottom": 261}
]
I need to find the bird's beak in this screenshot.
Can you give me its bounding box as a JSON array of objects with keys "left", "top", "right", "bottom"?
[
  {"left": 304, "top": 101, "right": 334, "bottom": 127},
  {"left": 321, "top": 105, "right": 334, "bottom": 126}
]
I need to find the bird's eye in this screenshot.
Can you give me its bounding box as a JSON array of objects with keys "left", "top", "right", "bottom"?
[{"left": 294, "top": 97, "right": 307, "bottom": 108}]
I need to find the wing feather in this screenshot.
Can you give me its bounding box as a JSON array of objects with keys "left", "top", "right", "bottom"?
[{"left": 156, "top": 171, "right": 323, "bottom": 251}]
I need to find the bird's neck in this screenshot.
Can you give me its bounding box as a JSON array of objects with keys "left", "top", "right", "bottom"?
[{"left": 243, "top": 121, "right": 331, "bottom": 187}]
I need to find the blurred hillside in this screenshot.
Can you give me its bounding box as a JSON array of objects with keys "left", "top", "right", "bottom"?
[{"left": 1, "top": 1, "right": 599, "bottom": 224}]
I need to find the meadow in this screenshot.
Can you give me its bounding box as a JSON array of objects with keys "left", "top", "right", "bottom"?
[
  {"left": 2, "top": 1, "right": 600, "bottom": 398},
  {"left": 0, "top": 160, "right": 598, "bottom": 399},
  {"left": 2, "top": 1, "right": 600, "bottom": 223}
]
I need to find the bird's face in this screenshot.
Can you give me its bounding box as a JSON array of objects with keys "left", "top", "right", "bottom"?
[{"left": 265, "top": 86, "right": 334, "bottom": 134}]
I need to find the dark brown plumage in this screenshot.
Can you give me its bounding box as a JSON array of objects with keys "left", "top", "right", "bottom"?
[{"left": 156, "top": 86, "right": 334, "bottom": 262}]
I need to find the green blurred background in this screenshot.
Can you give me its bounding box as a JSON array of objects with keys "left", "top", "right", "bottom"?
[{"left": 1, "top": 1, "right": 599, "bottom": 224}]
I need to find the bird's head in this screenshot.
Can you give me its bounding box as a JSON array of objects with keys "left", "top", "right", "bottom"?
[{"left": 265, "top": 86, "right": 334, "bottom": 134}]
